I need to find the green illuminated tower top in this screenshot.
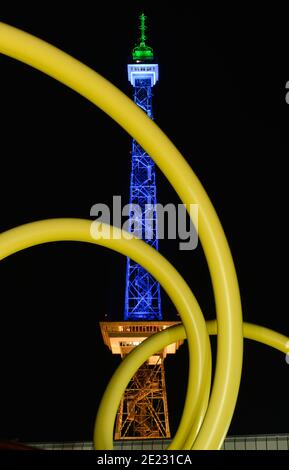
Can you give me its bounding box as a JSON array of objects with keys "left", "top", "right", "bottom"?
[{"left": 132, "top": 13, "right": 154, "bottom": 62}]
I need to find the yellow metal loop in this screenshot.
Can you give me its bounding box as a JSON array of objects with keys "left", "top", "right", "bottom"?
[{"left": 0, "top": 23, "right": 285, "bottom": 451}]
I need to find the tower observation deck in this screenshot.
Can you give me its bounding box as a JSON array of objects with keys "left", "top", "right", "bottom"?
[{"left": 100, "top": 13, "right": 182, "bottom": 440}]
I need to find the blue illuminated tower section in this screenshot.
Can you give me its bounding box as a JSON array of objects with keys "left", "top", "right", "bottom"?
[{"left": 125, "top": 13, "right": 162, "bottom": 321}]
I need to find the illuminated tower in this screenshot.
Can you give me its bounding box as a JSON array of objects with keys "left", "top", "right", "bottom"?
[
  {"left": 124, "top": 12, "right": 161, "bottom": 322},
  {"left": 100, "top": 13, "right": 182, "bottom": 440}
]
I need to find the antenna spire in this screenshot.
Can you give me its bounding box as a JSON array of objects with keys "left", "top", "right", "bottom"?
[
  {"left": 132, "top": 12, "right": 154, "bottom": 62},
  {"left": 139, "top": 12, "right": 147, "bottom": 45}
]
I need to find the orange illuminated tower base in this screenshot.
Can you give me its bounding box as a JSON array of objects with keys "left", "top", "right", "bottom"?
[{"left": 100, "top": 321, "right": 183, "bottom": 440}]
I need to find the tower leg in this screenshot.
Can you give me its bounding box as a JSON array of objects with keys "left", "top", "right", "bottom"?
[{"left": 114, "top": 354, "right": 170, "bottom": 440}]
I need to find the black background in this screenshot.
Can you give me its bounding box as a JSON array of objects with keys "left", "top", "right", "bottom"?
[{"left": 0, "top": 2, "right": 288, "bottom": 443}]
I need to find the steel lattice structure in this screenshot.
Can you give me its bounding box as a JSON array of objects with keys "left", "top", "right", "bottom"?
[
  {"left": 115, "top": 355, "right": 169, "bottom": 439},
  {"left": 124, "top": 37, "right": 161, "bottom": 322},
  {"left": 100, "top": 14, "right": 183, "bottom": 441},
  {"left": 100, "top": 321, "right": 183, "bottom": 440}
]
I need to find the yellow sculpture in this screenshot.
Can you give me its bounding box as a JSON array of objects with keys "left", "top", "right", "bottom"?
[{"left": 0, "top": 23, "right": 288, "bottom": 450}]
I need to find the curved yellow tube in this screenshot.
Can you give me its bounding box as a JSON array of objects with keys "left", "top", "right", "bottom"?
[
  {"left": 3, "top": 220, "right": 287, "bottom": 451},
  {"left": 0, "top": 22, "right": 243, "bottom": 449},
  {"left": 206, "top": 320, "right": 289, "bottom": 353},
  {"left": 95, "top": 321, "right": 289, "bottom": 449},
  {"left": 0, "top": 218, "right": 211, "bottom": 450}
]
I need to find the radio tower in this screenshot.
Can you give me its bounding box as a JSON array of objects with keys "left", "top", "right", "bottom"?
[{"left": 100, "top": 13, "right": 182, "bottom": 441}]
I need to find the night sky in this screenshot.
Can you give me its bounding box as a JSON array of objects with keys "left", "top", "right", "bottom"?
[{"left": 0, "top": 3, "right": 288, "bottom": 443}]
